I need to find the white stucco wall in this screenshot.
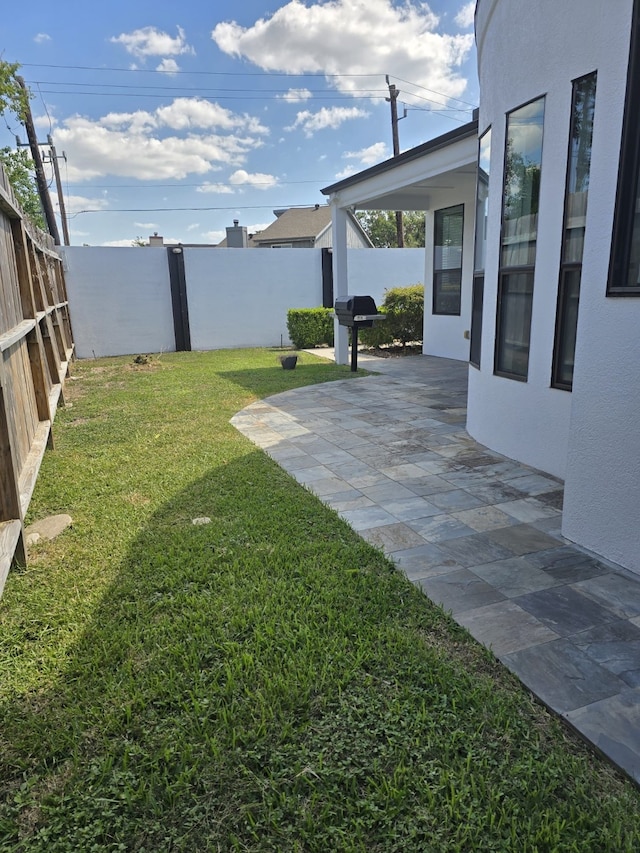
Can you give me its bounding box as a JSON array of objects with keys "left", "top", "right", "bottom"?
[
  {"left": 560, "top": 3, "right": 639, "bottom": 573},
  {"left": 473, "top": 0, "right": 640, "bottom": 574},
  {"left": 468, "top": 0, "right": 632, "bottom": 479},
  {"left": 185, "top": 248, "right": 322, "bottom": 349},
  {"left": 62, "top": 247, "right": 175, "bottom": 359},
  {"left": 423, "top": 189, "right": 475, "bottom": 363}
]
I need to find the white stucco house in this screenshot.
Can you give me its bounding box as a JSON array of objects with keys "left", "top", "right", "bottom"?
[{"left": 323, "top": 0, "right": 640, "bottom": 577}]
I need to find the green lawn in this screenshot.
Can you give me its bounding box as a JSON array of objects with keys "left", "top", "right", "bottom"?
[{"left": 1, "top": 348, "right": 639, "bottom": 851}]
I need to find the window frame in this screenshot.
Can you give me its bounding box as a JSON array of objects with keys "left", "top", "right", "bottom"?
[
  {"left": 494, "top": 95, "right": 546, "bottom": 381},
  {"left": 607, "top": 0, "right": 640, "bottom": 295},
  {"left": 432, "top": 203, "right": 464, "bottom": 316},
  {"left": 552, "top": 71, "right": 598, "bottom": 390},
  {"left": 470, "top": 128, "right": 491, "bottom": 369}
]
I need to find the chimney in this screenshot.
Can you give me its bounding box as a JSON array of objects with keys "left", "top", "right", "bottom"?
[
  {"left": 148, "top": 232, "right": 164, "bottom": 247},
  {"left": 225, "top": 219, "right": 248, "bottom": 248}
]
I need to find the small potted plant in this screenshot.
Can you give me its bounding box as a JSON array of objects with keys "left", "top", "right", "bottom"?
[{"left": 279, "top": 352, "right": 298, "bottom": 370}]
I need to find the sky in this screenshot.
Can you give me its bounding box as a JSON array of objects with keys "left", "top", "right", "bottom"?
[{"left": 0, "top": 0, "right": 479, "bottom": 246}]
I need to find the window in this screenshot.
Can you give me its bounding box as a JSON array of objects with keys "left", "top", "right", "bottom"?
[
  {"left": 433, "top": 204, "right": 464, "bottom": 315},
  {"left": 495, "top": 97, "right": 545, "bottom": 380},
  {"left": 552, "top": 72, "right": 597, "bottom": 390},
  {"left": 608, "top": 0, "right": 640, "bottom": 294},
  {"left": 470, "top": 129, "right": 491, "bottom": 368}
]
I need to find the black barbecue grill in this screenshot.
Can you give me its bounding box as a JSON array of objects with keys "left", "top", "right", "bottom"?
[{"left": 334, "top": 295, "right": 386, "bottom": 371}]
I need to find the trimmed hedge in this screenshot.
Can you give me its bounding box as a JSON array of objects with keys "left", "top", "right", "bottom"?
[
  {"left": 287, "top": 307, "right": 334, "bottom": 349},
  {"left": 360, "top": 284, "right": 424, "bottom": 347}
]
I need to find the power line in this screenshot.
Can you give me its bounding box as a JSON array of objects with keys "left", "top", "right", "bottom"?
[
  {"left": 68, "top": 203, "right": 328, "bottom": 218},
  {"left": 389, "top": 74, "right": 478, "bottom": 109},
  {"left": 20, "top": 62, "right": 385, "bottom": 78}
]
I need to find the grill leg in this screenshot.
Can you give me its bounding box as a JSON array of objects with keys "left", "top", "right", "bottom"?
[{"left": 351, "top": 326, "right": 358, "bottom": 372}]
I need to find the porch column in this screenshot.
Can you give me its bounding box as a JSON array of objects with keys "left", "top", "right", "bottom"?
[{"left": 331, "top": 201, "right": 349, "bottom": 365}]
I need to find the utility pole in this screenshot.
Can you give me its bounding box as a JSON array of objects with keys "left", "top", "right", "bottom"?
[
  {"left": 15, "top": 76, "right": 61, "bottom": 244},
  {"left": 386, "top": 76, "right": 404, "bottom": 248},
  {"left": 46, "top": 135, "right": 70, "bottom": 246}
]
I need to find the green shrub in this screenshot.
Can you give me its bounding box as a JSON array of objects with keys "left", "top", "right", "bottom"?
[
  {"left": 286, "top": 307, "right": 334, "bottom": 349},
  {"left": 360, "top": 285, "right": 424, "bottom": 348}
]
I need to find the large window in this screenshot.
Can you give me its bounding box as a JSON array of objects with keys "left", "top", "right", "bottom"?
[
  {"left": 470, "top": 129, "right": 491, "bottom": 368},
  {"left": 495, "top": 97, "right": 545, "bottom": 380},
  {"left": 552, "top": 72, "right": 597, "bottom": 390},
  {"left": 608, "top": 0, "right": 640, "bottom": 294},
  {"left": 433, "top": 204, "right": 464, "bottom": 315}
]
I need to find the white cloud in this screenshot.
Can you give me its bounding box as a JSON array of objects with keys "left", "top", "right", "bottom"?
[
  {"left": 197, "top": 182, "right": 235, "bottom": 194},
  {"left": 212, "top": 0, "right": 473, "bottom": 104},
  {"left": 455, "top": 2, "right": 476, "bottom": 29},
  {"left": 334, "top": 165, "right": 357, "bottom": 180},
  {"left": 102, "top": 239, "right": 142, "bottom": 247},
  {"left": 52, "top": 98, "right": 268, "bottom": 181},
  {"left": 155, "top": 98, "right": 268, "bottom": 134},
  {"left": 278, "top": 88, "right": 312, "bottom": 103},
  {"left": 111, "top": 25, "right": 194, "bottom": 58},
  {"left": 286, "top": 106, "right": 368, "bottom": 137},
  {"left": 55, "top": 194, "right": 109, "bottom": 215},
  {"left": 343, "top": 141, "right": 389, "bottom": 166},
  {"left": 102, "top": 236, "right": 180, "bottom": 247},
  {"left": 134, "top": 221, "right": 158, "bottom": 229},
  {"left": 34, "top": 33, "right": 51, "bottom": 43},
  {"left": 34, "top": 113, "right": 57, "bottom": 129},
  {"left": 229, "top": 169, "right": 278, "bottom": 189},
  {"left": 156, "top": 58, "right": 180, "bottom": 75},
  {"left": 203, "top": 230, "right": 226, "bottom": 243},
  {"left": 187, "top": 223, "right": 200, "bottom": 231}
]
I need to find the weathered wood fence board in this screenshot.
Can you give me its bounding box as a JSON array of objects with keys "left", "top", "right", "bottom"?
[{"left": 0, "top": 164, "right": 73, "bottom": 597}]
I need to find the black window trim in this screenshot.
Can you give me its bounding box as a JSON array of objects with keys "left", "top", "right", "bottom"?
[
  {"left": 432, "top": 203, "right": 464, "bottom": 316},
  {"left": 607, "top": 0, "right": 640, "bottom": 296}
]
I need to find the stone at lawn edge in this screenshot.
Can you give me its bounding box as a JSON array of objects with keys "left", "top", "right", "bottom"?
[
  {"left": 26, "top": 514, "right": 73, "bottom": 545},
  {"left": 192, "top": 517, "right": 211, "bottom": 525}
]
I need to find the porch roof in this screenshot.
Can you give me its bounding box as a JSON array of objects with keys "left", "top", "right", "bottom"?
[{"left": 321, "top": 119, "right": 478, "bottom": 212}]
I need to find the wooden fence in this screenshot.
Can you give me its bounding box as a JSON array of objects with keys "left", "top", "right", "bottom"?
[{"left": 0, "top": 164, "right": 73, "bottom": 597}]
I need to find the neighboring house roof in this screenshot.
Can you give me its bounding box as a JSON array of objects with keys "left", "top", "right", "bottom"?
[
  {"left": 251, "top": 205, "right": 333, "bottom": 245},
  {"left": 217, "top": 205, "right": 373, "bottom": 248}
]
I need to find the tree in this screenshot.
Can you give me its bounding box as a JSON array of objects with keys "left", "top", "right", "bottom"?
[
  {"left": 0, "top": 147, "right": 45, "bottom": 229},
  {"left": 0, "top": 59, "right": 29, "bottom": 121},
  {"left": 131, "top": 236, "right": 147, "bottom": 247},
  {"left": 0, "top": 61, "right": 44, "bottom": 228},
  {"left": 356, "top": 210, "right": 426, "bottom": 248}
]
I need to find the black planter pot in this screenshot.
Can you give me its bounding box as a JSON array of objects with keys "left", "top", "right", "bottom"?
[{"left": 280, "top": 355, "right": 298, "bottom": 370}]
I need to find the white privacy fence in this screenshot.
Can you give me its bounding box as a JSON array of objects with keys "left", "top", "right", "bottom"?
[{"left": 61, "top": 246, "right": 425, "bottom": 358}]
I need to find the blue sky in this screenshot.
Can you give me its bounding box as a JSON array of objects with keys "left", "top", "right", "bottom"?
[{"left": 0, "top": 0, "right": 479, "bottom": 246}]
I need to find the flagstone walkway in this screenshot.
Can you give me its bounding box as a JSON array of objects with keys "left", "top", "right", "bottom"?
[{"left": 231, "top": 351, "right": 640, "bottom": 785}]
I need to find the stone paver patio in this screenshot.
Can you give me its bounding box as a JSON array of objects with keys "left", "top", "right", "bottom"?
[{"left": 231, "top": 351, "right": 640, "bottom": 785}]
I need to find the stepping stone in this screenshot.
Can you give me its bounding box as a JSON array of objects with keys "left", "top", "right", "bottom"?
[{"left": 26, "top": 514, "right": 73, "bottom": 545}]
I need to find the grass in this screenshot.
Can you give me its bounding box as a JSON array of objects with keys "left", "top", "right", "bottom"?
[{"left": 1, "top": 347, "right": 639, "bottom": 851}]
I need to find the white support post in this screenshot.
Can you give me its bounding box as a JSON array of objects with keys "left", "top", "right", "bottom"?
[{"left": 331, "top": 202, "right": 349, "bottom": 365}]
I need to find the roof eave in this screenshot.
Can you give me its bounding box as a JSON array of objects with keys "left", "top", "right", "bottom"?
[{"left": 321, "top": 119, "right": 478, "bottom": 196}]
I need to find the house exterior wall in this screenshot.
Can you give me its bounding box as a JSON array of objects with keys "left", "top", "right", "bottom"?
[
  {"left": 423, "top": 184, "right": 476, "bottom": 362},
  {"left": 472, "top": 0, "right": 640, "bottom": 574},
  {"left": 468, "top": 0, "right": 633, "bottom": 479}
]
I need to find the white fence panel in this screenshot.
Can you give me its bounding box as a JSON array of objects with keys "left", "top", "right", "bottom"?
[
  {"left": 63, "top": 247, "right": 175, "bottom": 358},
  {"left": 185, "top": 248, "right": 322, "bottom": 349},
  {"left": 347, "top": 248, "right": 425, "bottom": 304},
  {"left": 62, "top": 246, "right": 426, "bottom": 357}
]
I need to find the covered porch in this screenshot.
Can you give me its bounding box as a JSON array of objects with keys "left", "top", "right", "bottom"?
[{"left": 321, "top": 120, "right": 479, "bottom": 365}]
